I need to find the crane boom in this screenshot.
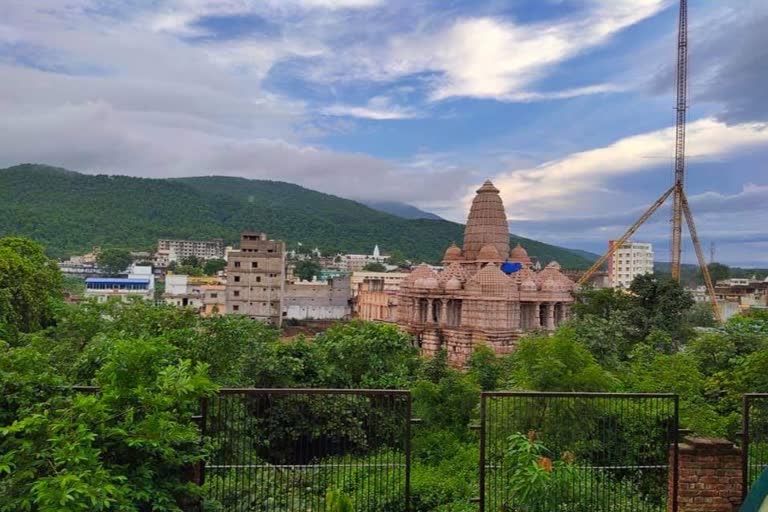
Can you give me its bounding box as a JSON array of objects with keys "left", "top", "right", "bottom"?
[
  {"left": 577, "top": 185, "right": 675, "bottom": 287},
  {"left": 670, "top": 0, "right": 688, "bottom": 281},
  {"left": 681, "top": 192, "right": 724, "bottom": 324}
]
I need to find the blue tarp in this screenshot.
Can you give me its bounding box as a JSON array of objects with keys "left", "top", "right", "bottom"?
[{"left": 85, "top": 278, "right": 150, "bottom": 285}]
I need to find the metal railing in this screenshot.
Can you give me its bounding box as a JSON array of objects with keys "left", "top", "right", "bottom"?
[
  {"left": 743, "top": 394, "right": 768, "bottom": 500},
  {"left": 478, "top": 392, "right": 679, "bottom": 512},
  {"left": 202, "top": 388, "right": 412, "bottom": 511}
]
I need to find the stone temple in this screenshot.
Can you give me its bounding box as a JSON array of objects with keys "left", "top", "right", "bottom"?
[{"left": 396, "top": 180, "right": 575, "bottom": 366}]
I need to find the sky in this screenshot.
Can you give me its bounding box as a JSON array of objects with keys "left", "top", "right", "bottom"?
[{"left": 1, "top": 0, "right": 767, "bottom": 266}]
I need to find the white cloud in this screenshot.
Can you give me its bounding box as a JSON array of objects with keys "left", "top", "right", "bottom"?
[
  {"left": 322, "top": 96, "right": 419, "bottom": 119},
  {"left": 487, "top": 118, "right": 768, "bottom": 220},
  {"left": 302, "top": 0, "right": 671, "bottom": 101}
]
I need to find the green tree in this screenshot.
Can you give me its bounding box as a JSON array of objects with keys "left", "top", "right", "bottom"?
[
  {"left": 510, "top": 328, "right": 617, "bottom": 392},
  {"left": 701, "top": 262, "right": 730, "bottom": 284},
  {"left": 387, "top": 250, "right": 408, "bottom": 268},
  {"left": 628, "top": 274, "right": 695, "bottom": 345},
  {"left": 362, "top": 262, "right": 386, "bottom": 272},
  {"left": 294, "top": 259, "right": 322, "bottom": 282},
  {"left": 0, "top": 237, "right": 63, "bottom": 336},
  {"left": 686, "top": 301, "right": 716, "bottom": 328},
  {"left": 96, "top": 248, "right": 133, "bottom": 276},
  {"left": 203, "top": 258, "right": 226, "bottom": 275},
  {"left": 180, "top": 255, "right": 201, "bottom": 267}
]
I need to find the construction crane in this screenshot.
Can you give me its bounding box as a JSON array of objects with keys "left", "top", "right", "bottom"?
[
  {"left": 577, "top": 0, "right": 723, "bottom": 324},
  {"left": 670, "top": 0, "right": 688, "bottom": 281}
]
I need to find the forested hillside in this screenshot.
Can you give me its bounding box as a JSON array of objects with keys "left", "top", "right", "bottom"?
[{"left": 0, "top": 164, "right": 595, "bottom": 267}]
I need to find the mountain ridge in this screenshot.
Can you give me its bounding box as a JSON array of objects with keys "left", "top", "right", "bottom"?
[{"left": 0, "top": 164, "right": 597, "bottom": 268}]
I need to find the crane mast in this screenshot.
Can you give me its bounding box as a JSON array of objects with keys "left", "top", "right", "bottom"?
[{"left": 670, "top": 0, "right": 688, "bottom": 281}]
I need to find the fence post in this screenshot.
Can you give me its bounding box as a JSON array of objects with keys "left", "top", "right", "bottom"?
[
  {"left": 478, "top": 393, "right": 486, "bottom": 512},
  {"left": 673, "top": 437, "right": 743, "bottom": 512}
]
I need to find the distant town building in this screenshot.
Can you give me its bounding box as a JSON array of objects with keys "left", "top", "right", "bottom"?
[
  {"left": 350, "top": 271, "right": 409, "bottom": 298},
  {"left": 157, "top": 238, "right": 225, "bottom": 263},
  {"left": 608, "top": 240, "right": 654, "bottom": 288},
  {"left": 84, "top": 265, "right": 155, "bottom": 303},
  {"left": 354, "top": 271, "right": 409, "bottom": 322},
  {"left": 692, "top": 277, "right": 768, "bottom": 321},
  {"left": 397, "top": 180, "right": 575, "bottom": 366},
  {"left": 334, "top": 245, "right": 389, "bottom": 272},
  {"left": 201, "top": 285, "right": 226, "bottom": 316},
  {"left": 226, "top": 232, "right": 285, "bottom": 326},
  {"left": 283, "top": 276, "right": 351, "bottom": 320}
]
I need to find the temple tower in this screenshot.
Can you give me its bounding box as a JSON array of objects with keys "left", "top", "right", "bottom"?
[{"left": 462, "top": 180, "right": 511, "bottom": 261}]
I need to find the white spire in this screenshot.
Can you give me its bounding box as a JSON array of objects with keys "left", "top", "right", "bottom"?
[{"left": 373, "top": 244, "right": 380, "bottom": 258}]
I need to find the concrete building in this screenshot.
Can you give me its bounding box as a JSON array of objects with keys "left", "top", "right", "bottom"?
[
  {"left": 355, "top": 274, "right": 401, "bottom": 322},
  {"left": 397, "top": 180, "right": 575, "bottom": 366},
  {"left": 350, "top": 271, "right": 409, "bottom": 298},
  {"left": 85, "top": 278, "right": 153, "bottom": 302},
  {"left": 283, "top": 276, "right": 351, "bottom": 320},
  {"left": 201, "top": 285, "right": 226, "bottom": 316},
  {"left": 608, "top": 240, "right": 654, "bottom": 288},
  {"left": 226, "top": 232, "right": 286, "bottom": 326},
  {"left": 691, "top": 277, "right": 768, "bottom": 320},
  {"left": 335, "top": 245, "right": 389, "bottom": 272},
  {"left": 157, "top": 238, "right": 225, "bottom": 263}
]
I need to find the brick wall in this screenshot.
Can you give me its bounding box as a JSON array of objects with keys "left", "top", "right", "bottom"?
[{"left": 672, "top": 437, "right": 742, "bottom": 512}]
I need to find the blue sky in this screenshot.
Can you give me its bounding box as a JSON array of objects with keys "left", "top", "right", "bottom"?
[{"left": 1, "top": 0, "right": 767, "bottom": 266}]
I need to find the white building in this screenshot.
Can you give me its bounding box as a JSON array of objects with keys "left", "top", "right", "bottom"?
[
  {"left": 157, "top": 239, "right": 225, "bottom": 263},
  {"left": 608, "top": 240, "right": 654, "bottom": 288},
  {"left": 335, "top": 245, "right": 389, "bottom": 272},
  {"left": 84, "top": 265, "right": 155, "bottom": 303}
]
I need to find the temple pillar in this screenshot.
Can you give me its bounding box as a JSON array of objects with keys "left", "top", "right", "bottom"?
[
  {"left": 412, "top": 298, "right": 420, "bottom": 323},
  {"left": 440, "top": 299, "right": 448, "bottom": 325},
  {"left": 512, "top": 302, "right": 521, "bottom": 329},
  {"left": 426, "top": 299, "right": 434, "bottom": 324},
  {"left": 533, "top": 302, "right": 542, "bottom": 328},
  {"left": 546, "top": 302, "right": 556, "bottom": 331}
]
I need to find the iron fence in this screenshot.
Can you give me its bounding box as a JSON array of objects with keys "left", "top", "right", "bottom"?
[
  {"left": 479, "top": 392, "right": 679, "bottom": 512},
  {"left": 743, "top": 394, "right": 768, "bottom": 500},
  {"left": 202, "top": 388, "right": 411, "bottom": 511}
]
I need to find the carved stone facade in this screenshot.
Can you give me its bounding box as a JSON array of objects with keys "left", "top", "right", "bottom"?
[{"left": 397, "top": 180, "right": 575, "bottom": 366}]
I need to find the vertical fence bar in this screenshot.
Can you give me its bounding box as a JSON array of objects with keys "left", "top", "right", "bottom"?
[
  {"left": 743, "top": 394, "right": 751, "bottom": 501},
  {"left": 405, "top": 393, "right": 412, "bottom": 512},
  {"left": 478, "top": 393, "right": 486, "bottom": 512},
  {"left": 673, "top": 394, "right": 680, "bottom": 512}
]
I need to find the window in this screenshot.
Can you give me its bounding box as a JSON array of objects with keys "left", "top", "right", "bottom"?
[
  {"left": 234, "top": 261, "right": 241, "bottom": 268},
  {"left": 233, "top": 305, "right": 239, "bottom": 311},
  {"left": 256, "top": 276, "right": 261, "bottom": 283},
  {"left": 234, "top": 290, "right": 240, "bottom": 297},
  {"left": 252, "top": 261, "right": 258, "bottom": 268},
  {"left": 234, "top": 276, "right": 240, "bottom": 282},
  {"left": 210, "top": 293, "right": 217, "bottom": 299}
]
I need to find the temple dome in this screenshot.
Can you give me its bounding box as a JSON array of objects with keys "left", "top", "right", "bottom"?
[
  {"left": 445, "top": 276, "right": 462, "bottom": 290},
  {"left": 467, "top": 263, "right": 510, "bottom": 296},
  {"left": 438, "top": 262, "right": 469, "bottom": 285},
  {"left": 476, "top": 243, "right": 503, "bottom": 263},
  {"left": 443, "top": 242, "right": 463, "bottom": 262},
  {"left": 521, "top": 278, "right": 538, "bottom": 292},
  {"left": 462, "top": 180, "right": 510, "bottom": 261},
  {"left": 509, "top": 243, "right": 532, "bottom": 265},
  {"left": 403, "top": 264, "right": 437, "bottom": 288}
]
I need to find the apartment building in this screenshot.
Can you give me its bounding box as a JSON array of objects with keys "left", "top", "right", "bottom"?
[{"left": 608, "top": 240, "right": 654, "bottom": 288}]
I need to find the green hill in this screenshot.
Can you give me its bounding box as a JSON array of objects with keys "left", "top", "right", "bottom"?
[{"left": 0, "top": 164, "right": 596, "bottom": 267}]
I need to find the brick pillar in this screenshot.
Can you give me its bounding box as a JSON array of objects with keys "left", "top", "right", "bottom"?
[
  {"left": 426, "top": 299, "right": 434, "bottom": 324},
  {"left": 672, "top": 437, "right": 743, "bottom": 512},
  {"left": 545, "top": 302, "right": 556, "bottom": 331}
]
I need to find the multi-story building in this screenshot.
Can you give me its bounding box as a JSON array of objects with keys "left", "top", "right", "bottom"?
[
  {"left": 84, "top": 265, "right": 155, "bottom": 303},
  {"left": 355, "top": 274, "right": 403, "bottom": 322},
  {"left": 334, "top": 245, "right": 389, "bottom": 272},
  {"left": 608, "top": 240, "right": 654, "bottom": 288},
  {"left": 350, "top": 271, "right": 409, "bottom": 298},
  {"left": 282, "top": 276, "right": 351, "bottom": 320},
  {"left": 157, "top": 238, "right": 225, "bottom": 263},
  {"left": 226, "top": 232, "right": 286, "bottom": 326}
]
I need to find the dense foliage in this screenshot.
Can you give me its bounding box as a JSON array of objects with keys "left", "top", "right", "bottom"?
[
  {"left": 0, "top": 164, "right": 596, "bottom": 267},
  {"left": 3, "top": 236, "right": 768, "bottom": 510}
]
